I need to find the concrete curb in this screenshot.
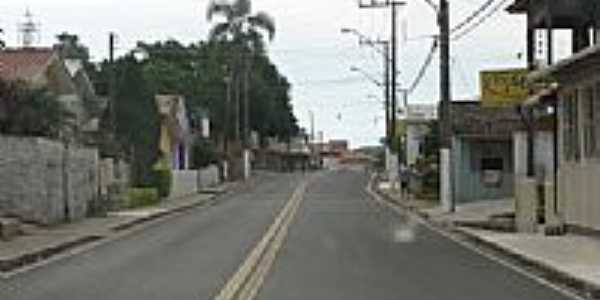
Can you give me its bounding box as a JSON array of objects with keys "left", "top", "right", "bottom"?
[
  {"left": 0, "top": 191, "right": 224, "bottom": 276},
  {"left": 453, "top": 227, "right": 600, "bottom": 299},
  {"left": 371, "top": 176, "right": 600, "bottom": 299}
]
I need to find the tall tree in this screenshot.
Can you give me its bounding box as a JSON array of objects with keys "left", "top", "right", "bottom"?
[
  {"left": 206, "top": 0, "right": 275, "bottom": 44},
  {"left": 0, "top": 27, "right": 5, "bottom": 49},
  {"left": 206, "top": 0, "right": 276, "bottom": 144}
]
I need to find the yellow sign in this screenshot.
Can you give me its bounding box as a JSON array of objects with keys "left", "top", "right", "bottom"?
[{"left": 480, "top": 68, "right": 529, "bottom": 107}]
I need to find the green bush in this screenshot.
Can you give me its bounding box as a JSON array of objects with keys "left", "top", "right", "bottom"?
[
  {"left": 191, "top": 138, "right": 219, "bottom": 169},
  {"left": 127, "top": 188, "right": 160, "bottom": 208},
  {"left": 152, "top": 158, "right": 172, "bottom": 198}
]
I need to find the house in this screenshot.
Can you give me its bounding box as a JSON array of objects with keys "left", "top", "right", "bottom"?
[
  {"left": 0, "top": 47, "right": 106, "bottom": 143},
  {"left": 527, "top": 45, "right": 600, "bottom": 233},
  {"left": 0, "top": 48, "right": 103, "bottom": 225},
  {"left": 450, "top": 101, "right": 523, "bottom": 203},
  {"left": 155, "top": 94, "right": 192, "bottom": 170},
  {"left": 507, "top": 0, "right": 600, "bottom": 233}
]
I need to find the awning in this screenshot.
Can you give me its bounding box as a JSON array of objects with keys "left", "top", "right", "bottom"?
[
  {"left": 527, "top": 44, "right": 600, "bottom": 83},
  {"left": 522, "top": 83, "right": 558, "bottom": 107}
]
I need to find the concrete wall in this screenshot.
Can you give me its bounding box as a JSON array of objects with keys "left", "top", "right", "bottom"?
[
  {"left": 171, "top": 170, "right": 199, "bottom": 199},
  {"left": 170, "top": 165, "right": 220, "bottom": 199},
  {"left": 99, "top": 158, "right": 130, "bottom": 211},
  {"left": 559, "top": 162, "right": 600, "bottom": 231},
  {"left": 198, "top": 165, "right": 220, "bottom": 189},
  {"left": 0, "top": 136, "right": 99, "bottom": 225},
  {"left": 453, "top": 137, "right": 514, "bottom": 203}
]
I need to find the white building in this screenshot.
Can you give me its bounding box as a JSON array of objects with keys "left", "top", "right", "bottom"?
[{"left": 401, "top": 104, "right": 438, "bottom": 167}]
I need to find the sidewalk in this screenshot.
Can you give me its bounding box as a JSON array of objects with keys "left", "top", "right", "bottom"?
[
  {"left": 377, "top": 181, "right": 438, "bottom": 212},
  {"left": 423, "top": 199, "right": 515, "bottom": 230},
  {"left": 375, "top": 180, "right": 600, "bottom": 296},
  {"left": 0, "top": 190, "right": 221, "bottom": 274},
  {"left": 459, "top": 227, "right": 600, "bottom": 293}
]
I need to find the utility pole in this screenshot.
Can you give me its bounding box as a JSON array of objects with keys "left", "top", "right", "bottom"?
[
  {"left": 359, "top": 0, "right": 405, "bottom": 189},
  {"left": 243, "top": 52, "right": 251, "bottom": 180},
  {"left": 438, "top": 0, "right": 454, "bottom": 212},
  {"left": 383, "top": 42, "right": 391, "bottom": 144},
  {"left": 309, "top": 110, "right": 315, "bottom": 145},
  {"left": 108, "top": 32, "right": 116, "bottom": 132},
  {"left": 390, "top": 3, "right": 398, "bottom": 151},
  {"left": 223, "top": 66, "right": 232, "bottom": 181}
]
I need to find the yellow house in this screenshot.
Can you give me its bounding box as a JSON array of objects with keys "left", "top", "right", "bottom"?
[{"left": 155, "top": 95, "right": 191, "bottom": 170}]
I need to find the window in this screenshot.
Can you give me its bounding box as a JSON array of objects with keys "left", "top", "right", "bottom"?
[
  {"left": 481, "top": 157, "right": 504, "bottom": 171},
  {"left": 583, "top": 86, "right": 596, "bottom": 158},
  {"left": 562, "top": 90, "right": 580, "bottom": 162},
  {"left": 594, "top": 83, "right": 600, "bottom": 157}
]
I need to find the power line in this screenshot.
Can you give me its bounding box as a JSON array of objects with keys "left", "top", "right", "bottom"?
[
  {"left": 452, "top": 0, "right": 511, "bottom": 41},
  {"left": 408, "top": 38, "right": 438, "bottom": 94},
  {"left": 450, "top": 0, "right": 497, "bottom": 34}
]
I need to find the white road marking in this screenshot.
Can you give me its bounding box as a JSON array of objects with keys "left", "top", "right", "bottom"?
[{"left": 364, "top": 174, "right": 585, "bottom": 300}]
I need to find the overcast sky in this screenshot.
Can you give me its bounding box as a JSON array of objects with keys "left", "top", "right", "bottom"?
[{"left": 0, "top": 0, "right": 540, "bottom": 147}]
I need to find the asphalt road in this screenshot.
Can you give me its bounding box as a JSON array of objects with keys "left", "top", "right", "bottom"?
[
  {"left": 1, "top": 172, "right": 306, "bottom": 300},
  {"left": 1, "top": 169, "right": 574, "bottom": 300},
  {"left": 258, "top": 169, "right": 572, "bottom": 300}
]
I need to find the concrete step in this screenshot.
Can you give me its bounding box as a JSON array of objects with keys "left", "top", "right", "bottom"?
[{"left": 0, "top": 218, "right": 21, "bottom": 241}]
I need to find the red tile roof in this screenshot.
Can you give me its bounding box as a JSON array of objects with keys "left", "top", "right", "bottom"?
[{"left": 0, "top": 48, "right": 56, "bottom": 81}]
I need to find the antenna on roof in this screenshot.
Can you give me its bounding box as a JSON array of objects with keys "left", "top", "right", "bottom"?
[{"left": 17, "top": 8, "right": 41, "bottom": 48}]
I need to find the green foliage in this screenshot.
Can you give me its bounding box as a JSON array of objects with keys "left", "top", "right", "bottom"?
[
  {"left": 152, "top": 159, "right": 173, "bottom": 198},
  {"left": 133, "top": 39, "right": 299, "bottom": 145},
  {"left": 192, "top": 138, "right": 219, "bottom": 169},
  {"left": 127, "top": 188, "right": 160, "bottom": 208},
  {"left": 55, "top": 32, "right": 90, "bottom": 61},
  {"left": 0, "top": 80, "right": 74, "bottom": 138},
  {"left": 416, "top": 120, "right": 440, "bottom": 198},
  {"left": 207, "top": 0, "right": 276, "bottom": 46},
  {"left": 92, "top": 55, "right": 161, "bottom": 186},
  {"left": 423, "top": 120, "right": 440, "bottom": 159}
]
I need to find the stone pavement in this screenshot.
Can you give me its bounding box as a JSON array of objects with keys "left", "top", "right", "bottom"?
[{"left": 0, "top": 191, "right": 219, "bottom": 274}]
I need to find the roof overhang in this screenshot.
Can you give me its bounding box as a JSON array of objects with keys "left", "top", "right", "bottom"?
[
  {"left": 527, "top": 44, "right": 600, "bottom": 84},
  {"left": 506, "top": 0, "right": 529, "bottom": 14},
  {"left": 522, "top": 83, "right": 559, "bottom": 107}
]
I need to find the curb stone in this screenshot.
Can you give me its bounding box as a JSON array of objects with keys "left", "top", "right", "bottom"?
[
  {"left": 0, "top": 193, "right": 220, "bottom": 275},
  {"left": 372, "top": 177, "right": 600, "bottom": 300},
  {"left": 453, "top": 227, "right": 600, "bottom": 299}
]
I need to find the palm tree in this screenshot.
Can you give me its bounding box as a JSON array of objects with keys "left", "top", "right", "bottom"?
[
  {"left": 206, "top": 0, "right": 276, "bottom": 148},
  {"left": 206, "top": 0, "right": 275, "bottom": 46},
  {"left": 0, "top": 27, "right": 5, "bottom": 49}
]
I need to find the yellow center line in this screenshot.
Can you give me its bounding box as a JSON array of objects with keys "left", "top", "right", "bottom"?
[{"left": 213, "top": 174, "right": 316, "bottom": 300}]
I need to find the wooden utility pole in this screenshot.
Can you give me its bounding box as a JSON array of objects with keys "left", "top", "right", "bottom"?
[
  {"left": 358, "top": 0, "right": 405, "bottom": 143},
  {"left": 438, "top": 0, "right": 454, "bottom": 212},
  {"left": 359, "top": 0, "right": 405, "bottom": 188},
  {"left": 108, "top": 32, "right": 116, "bottom": 131}
]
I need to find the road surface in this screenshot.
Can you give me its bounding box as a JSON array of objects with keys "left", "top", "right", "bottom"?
[{"left": 1, "top": 170, "right": 572, "bottom": 300}]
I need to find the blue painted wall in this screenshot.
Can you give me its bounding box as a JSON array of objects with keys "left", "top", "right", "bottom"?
[{"left": 452, "top": 137, "right": 515, "bottom": 203}]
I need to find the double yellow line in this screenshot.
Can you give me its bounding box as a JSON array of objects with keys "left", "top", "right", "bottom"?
[{"left": 214, "top": 178, "right": 310, "bottom": 300}]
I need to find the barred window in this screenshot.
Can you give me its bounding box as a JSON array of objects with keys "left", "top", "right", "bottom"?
[
  {"left": 562, "top": 90, "right": 580, "bottom": 162},
  {"left": 595, "top": 83, "right": 600, "bottom": 157},
  {"left": 583, "top": 86, "right": 596, "bottom": 158}
]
